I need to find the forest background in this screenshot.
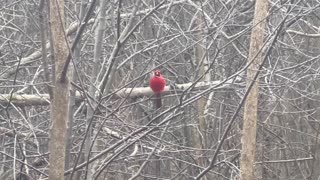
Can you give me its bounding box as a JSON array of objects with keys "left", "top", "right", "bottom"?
[{"left": 1, "top": 0, "right": 320, "bottom": 179}]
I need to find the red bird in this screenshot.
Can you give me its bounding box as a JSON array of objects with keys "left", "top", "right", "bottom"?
[{"left": 149, "top": 70, "right": 166, "bottom": 108}]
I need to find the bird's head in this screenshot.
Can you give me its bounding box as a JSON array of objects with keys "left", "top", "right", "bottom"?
[{"left": 154, "top": 70, "right": 161, "bottom": 77}]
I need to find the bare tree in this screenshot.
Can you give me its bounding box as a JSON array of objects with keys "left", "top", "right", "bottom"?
[
  {"left": 240, "top": 0, "right": 268, "bottom": 179},
  {"left": 3, "top": 1, "right": 320, "bottom": 179},
  {"left": 48, "top": 0, "right": 69, "bottom": 179}
]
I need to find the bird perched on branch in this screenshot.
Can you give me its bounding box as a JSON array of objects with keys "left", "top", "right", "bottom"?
[{"left": 149, "top": 70, "right": 166, "bottom": 108}]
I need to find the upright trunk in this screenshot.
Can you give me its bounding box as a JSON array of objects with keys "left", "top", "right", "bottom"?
[
  {"left": 192, "top": 2, "right": 210, "bottom": 177},
  {"left": 240, "top": 0, "right": 268, "bottom": 180},
  {"left": 48, "top": 0, "right": 69, "bottom": 179},
  {"left": 85, "top": 0, "right": 108, "bottom": 179}
]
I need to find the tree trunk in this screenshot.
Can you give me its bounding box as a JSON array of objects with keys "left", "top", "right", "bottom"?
[
  {"left": 85, "top": 0, "right": 108, "bottom": 179},
  {"left": 189, "top": 2, "right": 211, "bottom": 177},
  {"left": 48, "top": 0, "right": 69, "bottom": 179},
  {"left": 240, "top": 0, "right": 268, "bottom": 180}
]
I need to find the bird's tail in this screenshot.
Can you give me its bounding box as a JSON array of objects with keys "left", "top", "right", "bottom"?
[{"left": 154, "top": 93, "right": 162, "bottom": 108}]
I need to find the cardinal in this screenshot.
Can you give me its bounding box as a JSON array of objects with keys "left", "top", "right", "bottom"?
[{"left": 149, "top": 70, "right": 166, "bottom": 108}]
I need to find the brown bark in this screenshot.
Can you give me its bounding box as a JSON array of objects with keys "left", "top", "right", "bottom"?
[
  {"left": 48, "top": 0, "right": 69, "bottom": 179},
  {"left": 240, "top": 0, "right": 268, "bottom": 180}
]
